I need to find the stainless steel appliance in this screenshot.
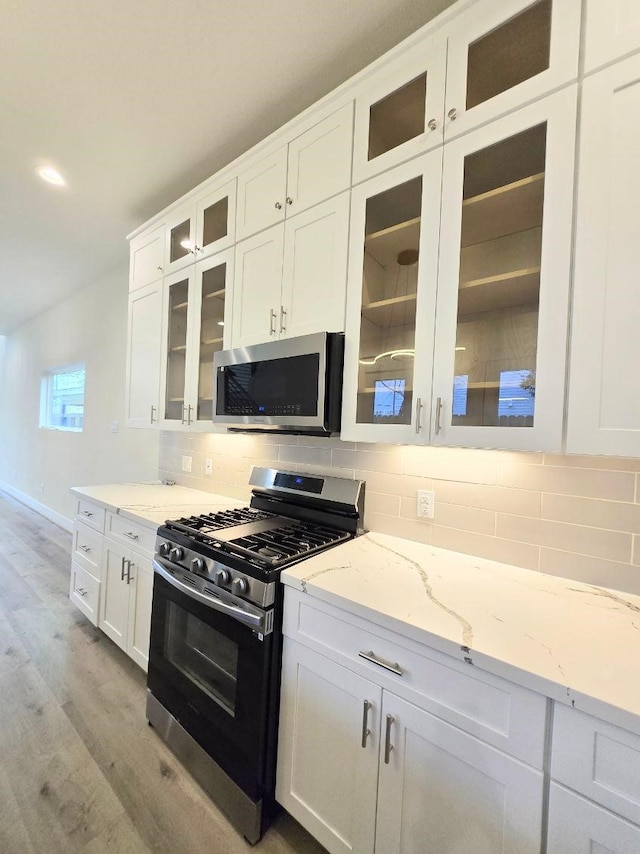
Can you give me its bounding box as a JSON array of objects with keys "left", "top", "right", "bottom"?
[
  {"left": 146, "top": 467, "right": 365, "bottom": 844},
  {"left": 212, "top": 331, "right": 344, "bottom": 435}
]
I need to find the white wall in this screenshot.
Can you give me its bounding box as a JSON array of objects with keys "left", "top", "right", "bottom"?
[{"left": 0, "top": 265, "right": 159, "bottom": 526}]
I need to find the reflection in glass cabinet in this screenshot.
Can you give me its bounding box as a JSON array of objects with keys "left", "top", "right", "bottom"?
[
  {"left": 164, "top": 278, "right": 189, "bottom": 422},
  {"left": 196, "top": 262, "right": 227, "bottom": 422},
  {"left": 451, "top": 123, "right": 546, "bottom": 428},
  {"left": 169, "top": 220, "right": 191, "bottom": 265},
  {"left": 357, "top": 177, "right": 422, "bottom": 425}
]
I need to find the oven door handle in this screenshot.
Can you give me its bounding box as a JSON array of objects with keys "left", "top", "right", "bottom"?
[{"left": 152, "top": 558, "right": 268, "bottom": 633}]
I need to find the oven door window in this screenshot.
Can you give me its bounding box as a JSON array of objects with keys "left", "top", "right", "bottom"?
[{"left": 165, "top": 602, "right": 239, "bottom": 717}]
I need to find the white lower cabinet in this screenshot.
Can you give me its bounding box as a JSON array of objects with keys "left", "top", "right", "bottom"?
[{"left": 547, "top": 783, "right": 640, "bottom": 853}]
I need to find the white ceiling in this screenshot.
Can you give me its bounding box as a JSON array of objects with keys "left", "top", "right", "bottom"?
[{"left": 0, "top": 0, "right": 456, "bottom": 335}]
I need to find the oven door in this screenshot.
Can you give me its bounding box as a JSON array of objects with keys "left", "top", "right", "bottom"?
[{"left": 147, "top": 564, "right": 279, "bottom": 800}]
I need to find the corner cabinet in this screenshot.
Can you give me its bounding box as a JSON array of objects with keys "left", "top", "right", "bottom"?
[
  {"left": 341, "top": 87, "right": 577, "bottom": 451},
  {"left": 125, "top": 280, "right": 163, "bottom": 429}
]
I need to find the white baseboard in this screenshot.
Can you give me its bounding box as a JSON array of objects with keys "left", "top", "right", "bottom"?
[{"left": 0, "top": 481, "right": 73, "bottom": 532}]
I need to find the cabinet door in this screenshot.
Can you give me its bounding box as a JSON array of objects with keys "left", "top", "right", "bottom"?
[
  {"left": 100, "top": 542, "right": 131, "bottom": 652},
  {"left": 164, "top": 204, "right": 196, "bottom": 275},
  {"left": 567, "top": 56, "right": 640, "bottom": 456},
  {"left": 188, "top": 249, "right": 234, "bottom": 426},
  {"left": 584, "top": 0, "right": 640, "bottom": 72},
  {"left": 548, "top": 783, "right": 640, "bottom": 854},
  {"left": 341, "top": 152, "right": 442, "bottom": 445},
  {"left": 159, "top": 269, "right": 195, "bottom": 429},
  {"left": 280, "top": 192, "right": 350, "bottom": 340},
  {"left": 352, "top": 35, "right": 446, "bottom": 184},
  {"left": 194, "top": 178, "right": 236, "bottom": 261},
  {"left": 127, "top": 557, "right": 153, "bottom": 672},
  {"left": 431, "top": 88, "right": 576, "bottom": 451},
  {"left": 276, "top": 641, "right": 380, "bottom": 854},
  {"left": 236, "top": 146, "right": 288, "bottom": 241},
  {"left": 129, "top": 225, "right": 164, "bottom": 291},
  {"left": 286, "top": 103, "right": 353, "bottom": 217},
  {"left": 375, "top": 693, "right": 543, "bottom": 854},
  {"left": 444, "top": 0, "right": 581, "bottom": 141},
  {"left": 125, "top": 281, "right": 162, "bottom": 429},
  {"left": 231, "top": 224, "right": 284, "bottom": 347}
]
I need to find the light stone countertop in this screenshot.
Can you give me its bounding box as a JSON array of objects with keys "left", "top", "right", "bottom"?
[
  {"left": 281, "top": 531, "right": 640, "bottom": 736},
  {"left": 70, "top": 482, "right": 245, "bottom": 528}
]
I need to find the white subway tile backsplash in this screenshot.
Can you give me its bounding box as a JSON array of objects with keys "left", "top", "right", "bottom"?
[
  {"left": 496, "top": 514, "right": 633, "bottom": 563},
  {"left": 540, "top": 549, "right": 640, "bottom": 594},
  {"left": 542, "top": 494, "right": 640, "bottom": 534},
  {"left": 498, "top": 461, "right": 635, "bottom": 501},
  {"left": 430, "top": 527, "right": 540, "bottom": 571}
]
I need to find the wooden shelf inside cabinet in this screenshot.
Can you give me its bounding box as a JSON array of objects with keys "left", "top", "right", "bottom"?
[
  {"left": 366, "top": 217, "right": 421, "bottom": 268},
  {"left": 361, "top": 293, "right": 417, "bottom": 328},
  {"left": 171, "top": 301, "right": 189, "bottom": 311},
  {"left": 201, "top": 337, "right": 223, "bottom": 346},
  {"left": 467, "top": 381, "right": 500, "bottom": 390},
  {"left": 458, "top": 267, "right": 540, "bottom": 315},
  {"left": 169, "top": 344, "right": 187, "bottom": 353},
  {"left": 168, "top": 397, "right": 185, "bottom": 403},
  {"left": 461, "top": 173, "right": 544, "bottom": 247},
  {"left": 203, "top": 288, "right": 225, "bottom": 301}
]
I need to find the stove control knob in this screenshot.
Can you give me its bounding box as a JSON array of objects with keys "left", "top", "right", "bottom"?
[
  {"left": 158, "top": 542, "right": 172, "bottom": 557},
  {"left": 169, "top": 547, "right": 184, "bottom": 562},
  {"left": 215, "top": 568, "right": 231, "bottom": 587},
  {"left": 191, "top": 557, "right": 206, "bottom": 573},
  {"left": 231, "top": 577, "right": 248, "bottom": 597}
]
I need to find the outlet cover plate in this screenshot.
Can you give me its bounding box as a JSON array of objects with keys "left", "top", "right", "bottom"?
[
  {"left": 417, "top": 489, "right": 435, "bottom": 519},
  {"left": 181, "top": 455, "right": 192, "bottom": 473}
]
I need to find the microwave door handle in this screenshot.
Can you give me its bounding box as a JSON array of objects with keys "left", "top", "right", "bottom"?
[{"left": 152, "top": 558, "right": 266, "bottom": 633}]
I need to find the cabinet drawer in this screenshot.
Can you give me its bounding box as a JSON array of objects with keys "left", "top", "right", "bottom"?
[
  {"left": 106, "top": 512, "right": 156, "bottom": 554},
  {"left": 72, "top": 523, "right": 103, "bottom": 576},
  {"left": 69, "top": 562, "right": 100, "bottom": 626},
  {"left": 548, "top": 782, "right": 640, "bottom": 853},
  {"left": 283, "top": 590, "right": 546, "bottom": 767},
  {"left": 552, "top": 704, "right": 640, "bottom": 826},
  {"left": 75, "top": 499, "right": 106, "bottom": 532}
]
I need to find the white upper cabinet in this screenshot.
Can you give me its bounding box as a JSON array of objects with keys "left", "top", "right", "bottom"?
[
  {"left": 584, "top": 0, "right": 640, "bottom": 73},
  {"left": 164, "top": 179, "right": 236, "bottom": 276},
  {"left": 125, "top": 280, "right": 162, "bottom": 429},
  {"left": 236, "top": 103, "right": 353, "bottom": 241},
  {"left": 232, "top": 224, "right": 285, "bottom": 347},
  {"left": 352, "top": 0, "right": 581, "bottom": 183},
  {"left": 567, "top": 55, "right": 640, "bottom": 456},
  {"left": 129, "top": 225, "right": 165, "bottom": 291}
]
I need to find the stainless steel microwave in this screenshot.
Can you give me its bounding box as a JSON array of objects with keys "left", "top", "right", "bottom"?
[{"left": 212, "top": 332, "right": 344, "bottom": 435}]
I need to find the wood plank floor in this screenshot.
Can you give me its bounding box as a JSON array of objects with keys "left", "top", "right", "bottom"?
[{"left": 0, "top": 492, "right": 327, "bottom": 853}]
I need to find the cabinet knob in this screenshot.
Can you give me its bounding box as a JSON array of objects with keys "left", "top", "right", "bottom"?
[
  {"left": 447, "top": 107, "right": 458, "bottom": 121},
  {"left": 156, "top": 265, "right": 163, "bottom": 272},
  {"left": 427, "top": 118, "right": 438, "bottom": 131},
  {"left": 274, "top": 201, "right": 282, "bottom": 210},
  {"left": 286, "top": 196, "right": 293, "bottom": 206}
]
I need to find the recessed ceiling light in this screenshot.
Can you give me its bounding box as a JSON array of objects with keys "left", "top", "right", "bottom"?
[{"left": 37, "top": 165, "right": 66, "bottom": 187}]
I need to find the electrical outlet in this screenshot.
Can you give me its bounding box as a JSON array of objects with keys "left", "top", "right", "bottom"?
[
  {"left": 204, "top": 458, "right": 213, "bottom": 476},
  {"left": 110, "top": 420, "right": 119, "bottom": 433},
  {"left": 39, "top": 483, "right": 45, "bottom": 494},
  {"left": 416, "top": 489, "right": 435, "bottom": 519},
  {"left": 181, "top": 455, "right": 192, "bottom": 473}
]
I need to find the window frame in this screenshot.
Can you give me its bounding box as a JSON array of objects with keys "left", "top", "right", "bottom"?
[{"left": 39, "top": 362, "right": 86, "bottom": 432}]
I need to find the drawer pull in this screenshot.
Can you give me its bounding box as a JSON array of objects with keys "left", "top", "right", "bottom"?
[
  {"left": 361, "top": 700, "right": 372, "bottom": 748},
  {"left": 384, "top": 714, "right": 395, "bottom": 765},
  {"left": 79, "top": 544, "right": 91, "bottom": 553},
  {"left": 358, "top": 650, "right": 403, "bottom": 677},
  {"left": 75, "top": 587, "right": 88, "bottom": 597},
  {"left": 80, "top": 510, "right": 94, "bottom": 517},
  {"left": 123, "top": 531, "right": 139, "bottom": 541}
]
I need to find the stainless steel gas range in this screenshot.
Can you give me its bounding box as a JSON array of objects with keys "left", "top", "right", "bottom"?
[{"left": 146, "top": 467, "right": 365, "bottom": 844}]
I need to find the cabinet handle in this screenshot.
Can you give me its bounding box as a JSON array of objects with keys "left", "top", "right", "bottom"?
[
  {"left": 427, "top": 118, "right": 438, "bottom": 130},
  {"left": 123, "top": 531, "right": 139, "bottom": 541},
  {"left": 279, "top": 305, "right": 287, "bottom": 333},
  {"left": 187, "top": 404, "right": 193, "bottom": 426},
  {"left": 80, "top": 510, "right": 94, "bottom": 518},
  {"left": 447, "top": 107, "right": 458, "bottom": 121},
  {"left": 286, "top": 196, "right": 293, "bottom": 206},
  {"left": 150, "top": 404, "right": 156, "bottom": 424},
  {"left": 269, "top": 309, "right": 277, "bottom": 335},
  {"left": 434, "top": 396, "right": 443, "bottom": 435},
  {"left": 79, "top": 544, "right": 91, "bottom": 553},
  {"left": 274, "top": 201, "right": 282, "bottom": 210},
  {"left": 75, "top": 587, "right": 88, "bottom": 597},
  {"left": 156, "top": 266, "right": 163, "bottom": 272},
  {"left": 358, "top": 650, "right": 403, "bottom": 676},
  {"left": 384, "top": 714, "right": 395, "bottom": 765},
  {"left": 126, "top": 560, "right": 134, "bottom": 584},
  {"left": 121, "top": 556, "right": 127, "bottom": 581},
  {"left": 361, "top": 700, "right": 372, "bottom": 748},
  {"left": 415, "top": 396, "right": 423, "bottom": 434},
  {"left": 181, "top": 405, "right": 188, "bottom": 425}
]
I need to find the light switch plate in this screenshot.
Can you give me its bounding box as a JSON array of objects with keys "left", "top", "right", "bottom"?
[
  {"left": 204, "top": 458, "right": 213, "bottom": 476},
  {"left": 181, "top": 455, "right": 192, "bottom": 473}
]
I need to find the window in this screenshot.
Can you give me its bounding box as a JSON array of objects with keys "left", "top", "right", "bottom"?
[{"left": 40, "top": 364, "right": 86, "bottom": 431}]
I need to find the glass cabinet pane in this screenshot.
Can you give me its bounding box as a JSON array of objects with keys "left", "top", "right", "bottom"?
[
  {"left": 452, "top": 123, "right": 546, "bottom": 428},
  {"left": 169, "top": 219, "right": 192, "bottom": 264},
  {"left": 196, "top": 263, "right": 227, "bottom": 421},
  {"left": 202, "top": 197, "right": 229, "bottom": 251},
  {"left": 466, "top": 0, "right": 551, "bottom": 110},
  {"left": 357, "top": 177, "right": 422, "bottom": 425},
  {"left": 164, "top": 278, "right": 189, "bottom": 421},
  {"left": 368, "top": 74, "right": 427, "bottom": 162}
]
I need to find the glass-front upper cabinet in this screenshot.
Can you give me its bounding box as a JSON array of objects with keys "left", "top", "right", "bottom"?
[
  {"left": 341, "top": 153, "right": 443, "bottom": 444},
  {"left": 160, "top": 249, "right": 233, "bottom": 430},
  {"left": 444, "top": 0, "right": 581, "bottom": 140},
  {"left": 163, "top": 179, "right": 236, "bottom": 276},
  {"left": 431, "top": 88, "right": 577, "bottom": 451}
]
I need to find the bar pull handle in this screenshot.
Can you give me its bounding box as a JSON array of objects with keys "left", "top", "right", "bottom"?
[
  {"left": 150, "top": 404, "right": 156, "bottom": 424},
  {"left": 75, "top": 587, "right": 88, "bottom": 597},
  {"left": 358, "top": 650, "right": 403, "bottom": 677},
  {"left": 187, "top": 404, "right": 193, "bottom": 426},
  {"left": 415, "top": 396, "right": 423, "bottom": 434},
  {"left": 120, "top": 556, "right": 127, "bottom": 581},
  {"left": 80, "top": 510, "right": 94, "bottom": 518},
  {"left": 280, "top": 305, "right": 287, "bottom": 334},
  {"left": 123, "top": 531, "right": 139, "bottom": 541},
  {"left": 384, "top": 714, "right": 395, "bottom": 765},
  {"left": 181, "top": 405, "right": 188, "bottom": 425},
  {"left": 434, "top": 396, "right": 444, "bottom": 435},
  {"left": 361, "top": 700, "right": 372, "bottom": 748},
  {"left": 126, "top": 560, "right": 134, "bottom": 584},
  {"left": 269, "top": 308, "right": 277, "bottom": 335},
  {"left": 79, "top": 544, "right": 91, "bottom": 553}
]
